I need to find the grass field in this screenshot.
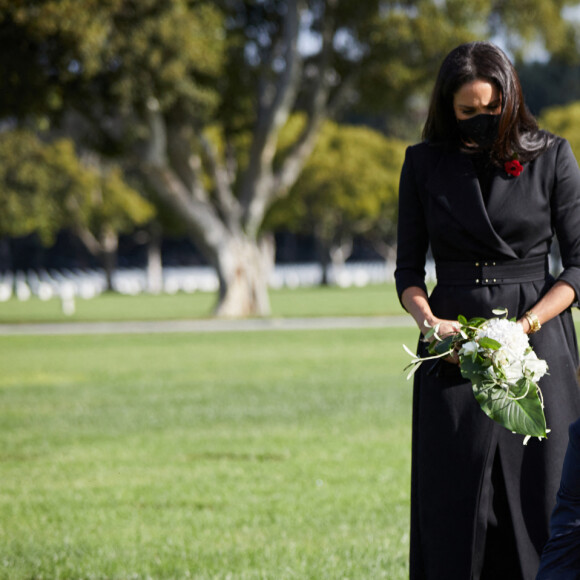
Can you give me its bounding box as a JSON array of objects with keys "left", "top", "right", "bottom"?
[
  {"left": 0, "top": 324, "right": 417, "bottom": 579},
  {"left": 0, "top": 284, "right": 404, "bottom": 324}
]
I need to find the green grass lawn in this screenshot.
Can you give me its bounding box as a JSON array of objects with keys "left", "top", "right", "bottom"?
[
  {"left": 0, "top": 326, "right": 417, "bottom": 579},
  {"left": 0, "top": 284, "right": 404, "bottom": 324}
]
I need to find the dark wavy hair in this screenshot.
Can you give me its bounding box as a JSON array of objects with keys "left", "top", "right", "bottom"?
[{"left": 422, "top": 41, "right": 555, "bottom": 163}]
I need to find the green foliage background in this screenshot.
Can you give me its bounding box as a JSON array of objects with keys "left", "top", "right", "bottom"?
[
  {"left": 0, "top": 130, "right": 154, "bottom": 245},
  {"left": 540, "top": 101, "right": 580, "bottom": 159},
  {"left": 267, "top": 119, "right": 407, "bottom": 244}
]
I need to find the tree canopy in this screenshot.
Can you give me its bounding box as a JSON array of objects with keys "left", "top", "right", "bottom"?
[
  {"left": 0, "top": 129, "right": 154, "bottom": 286},
  {"left": 0, "top": 0, "right": 224, "bottom": 124},
  {"left": 266, "top": 119, "right": 407, "bottom": 270},
  {"left": 539, "top": 101, "right": 580, "bottom": 158},
  {"left": 2, "top": 0, "right": 580, "bottom": 314}
]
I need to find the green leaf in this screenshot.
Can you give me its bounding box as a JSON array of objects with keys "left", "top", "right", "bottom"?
[
  {"left": 460, "top": 358, "right": 547, "bottom": 437},
  {"left": 405, "top": 361, "right": 422, "bottom": 380},
  {"left": 465, "top": 317, "right": 487, "bottom": 327},
  {"left": 424, "top": 326, "right": 437, "bottom": 341},
  {"left": 428, "top": 335, "right": 455, "bottom": 356},
  {"left": 459, "top": 356, "right": 489, "bottom": 380},
  {"left": 477, "top": 337, "right": 502, "bottom": 350},
  {"left": 457, "top": 315, "right": 468, "bottom": 326}
]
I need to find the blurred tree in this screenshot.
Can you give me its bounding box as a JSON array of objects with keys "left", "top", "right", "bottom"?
[
  {"left": 518, "top": 60, "right": 580, "bottom": 116},
  {"left": 265, "top": 119, "right": 406, "bottom": 283},
  {"left": 0, "top": 0, "right": 578, "bottom": 314},
  {"left": 68, "top": 154, "right": 156, "bottom": 290},
  {"left": 539, "top": 101, "right": 580, "bottom": 159},
  {"left": 0, "top": 130, "right": 154, "bottom": 289},
  {"left": 0, "top": 131, "right": 75, "bottom": 245}
]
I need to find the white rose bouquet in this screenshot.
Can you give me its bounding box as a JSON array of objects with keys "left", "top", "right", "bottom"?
[{"left": 404, "top": 308, "right": 549, "bottom": 442}]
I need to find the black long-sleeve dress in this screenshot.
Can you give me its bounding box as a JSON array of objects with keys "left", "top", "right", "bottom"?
[{"left": 395, "top": 138, "right": 580, "bottom": 579}]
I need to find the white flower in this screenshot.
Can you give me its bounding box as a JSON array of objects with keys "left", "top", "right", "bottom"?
[
  {"left": 491, "top": 349, "right": 510, "bottom": 368},
  {"left": 459, "top": 341, "right": 478, "bottom": 356},
  {"left": 504, "top": 360, "right": 525, "bottom": 383},
  {"left": 477, "top": 318, "right": 529, "bottom": 360},
  {"left": 474, "top": 318, "right": 547, "bottom": 385},
  {"left": 489, "top": 349, "right": 522, "bottom": 382},
  {"left": 523, "top": 351, "right": 548, "bottom": 379}
]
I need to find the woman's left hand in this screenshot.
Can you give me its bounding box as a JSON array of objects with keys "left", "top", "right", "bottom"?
[{"left": 425, "top": 317, "right": 460, "bottom": 364}]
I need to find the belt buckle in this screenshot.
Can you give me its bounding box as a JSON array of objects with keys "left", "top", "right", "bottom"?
[{"left": 475, "top": 261, "right": 498, "bottom": 285}]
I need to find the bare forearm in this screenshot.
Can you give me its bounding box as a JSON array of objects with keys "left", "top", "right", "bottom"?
[
  {"left": 401, "top": 286, "right": 434, "bottom": 334},
  {"left": 401, "top": 286, "right": 459, "bottom": 337},
  {"left": 518, "top": 281, "right": 576, "bottom": 334}
]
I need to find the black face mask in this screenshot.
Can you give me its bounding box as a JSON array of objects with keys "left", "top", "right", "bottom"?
[{"left": 457, "top": 114, "right": 500, "bottom": 148}]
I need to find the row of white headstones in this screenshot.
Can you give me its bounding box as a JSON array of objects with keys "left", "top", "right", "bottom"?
[{"left": 0, "top": 261, "right": 412, "bottom": 315}]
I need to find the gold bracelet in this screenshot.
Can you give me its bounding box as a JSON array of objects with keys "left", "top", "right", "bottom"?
[{"left": 524, "top": 311, "right": 541, "bottom": 334}]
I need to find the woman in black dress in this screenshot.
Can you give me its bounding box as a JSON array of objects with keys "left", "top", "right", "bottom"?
[{"left": 396, "top": 41, "right": 580, "bottom": 579}]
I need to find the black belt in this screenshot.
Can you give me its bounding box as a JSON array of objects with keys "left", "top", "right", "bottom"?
[{"left": 435, "top": 256, "right": 549, "bottom": 286}]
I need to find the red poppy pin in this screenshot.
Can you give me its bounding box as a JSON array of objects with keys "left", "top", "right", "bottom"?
[{"left": 504, "top": 156, "right": 523, "bottom": 177}]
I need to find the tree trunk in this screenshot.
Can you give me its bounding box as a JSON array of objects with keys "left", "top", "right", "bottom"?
[
  {"left": 146, "top": 222, "right": 163, "bottom": 294},
  {"left": 214, "top": 234, "right": 274, "bottom": 318},
  {"left": 99, "top": 228, "right": 119, "bottom": 292},
  {"left": 369, "top": 237, "right": 397, "bottom": 267},
  {"left": 330, "top": 236, "right": 353, "bottom": 269},
  {"left": 0, "top": 238, "right": 11, "bottom": 270},
  {"left": 315, "top": 232, "right": 331, "bottom": 286}
]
